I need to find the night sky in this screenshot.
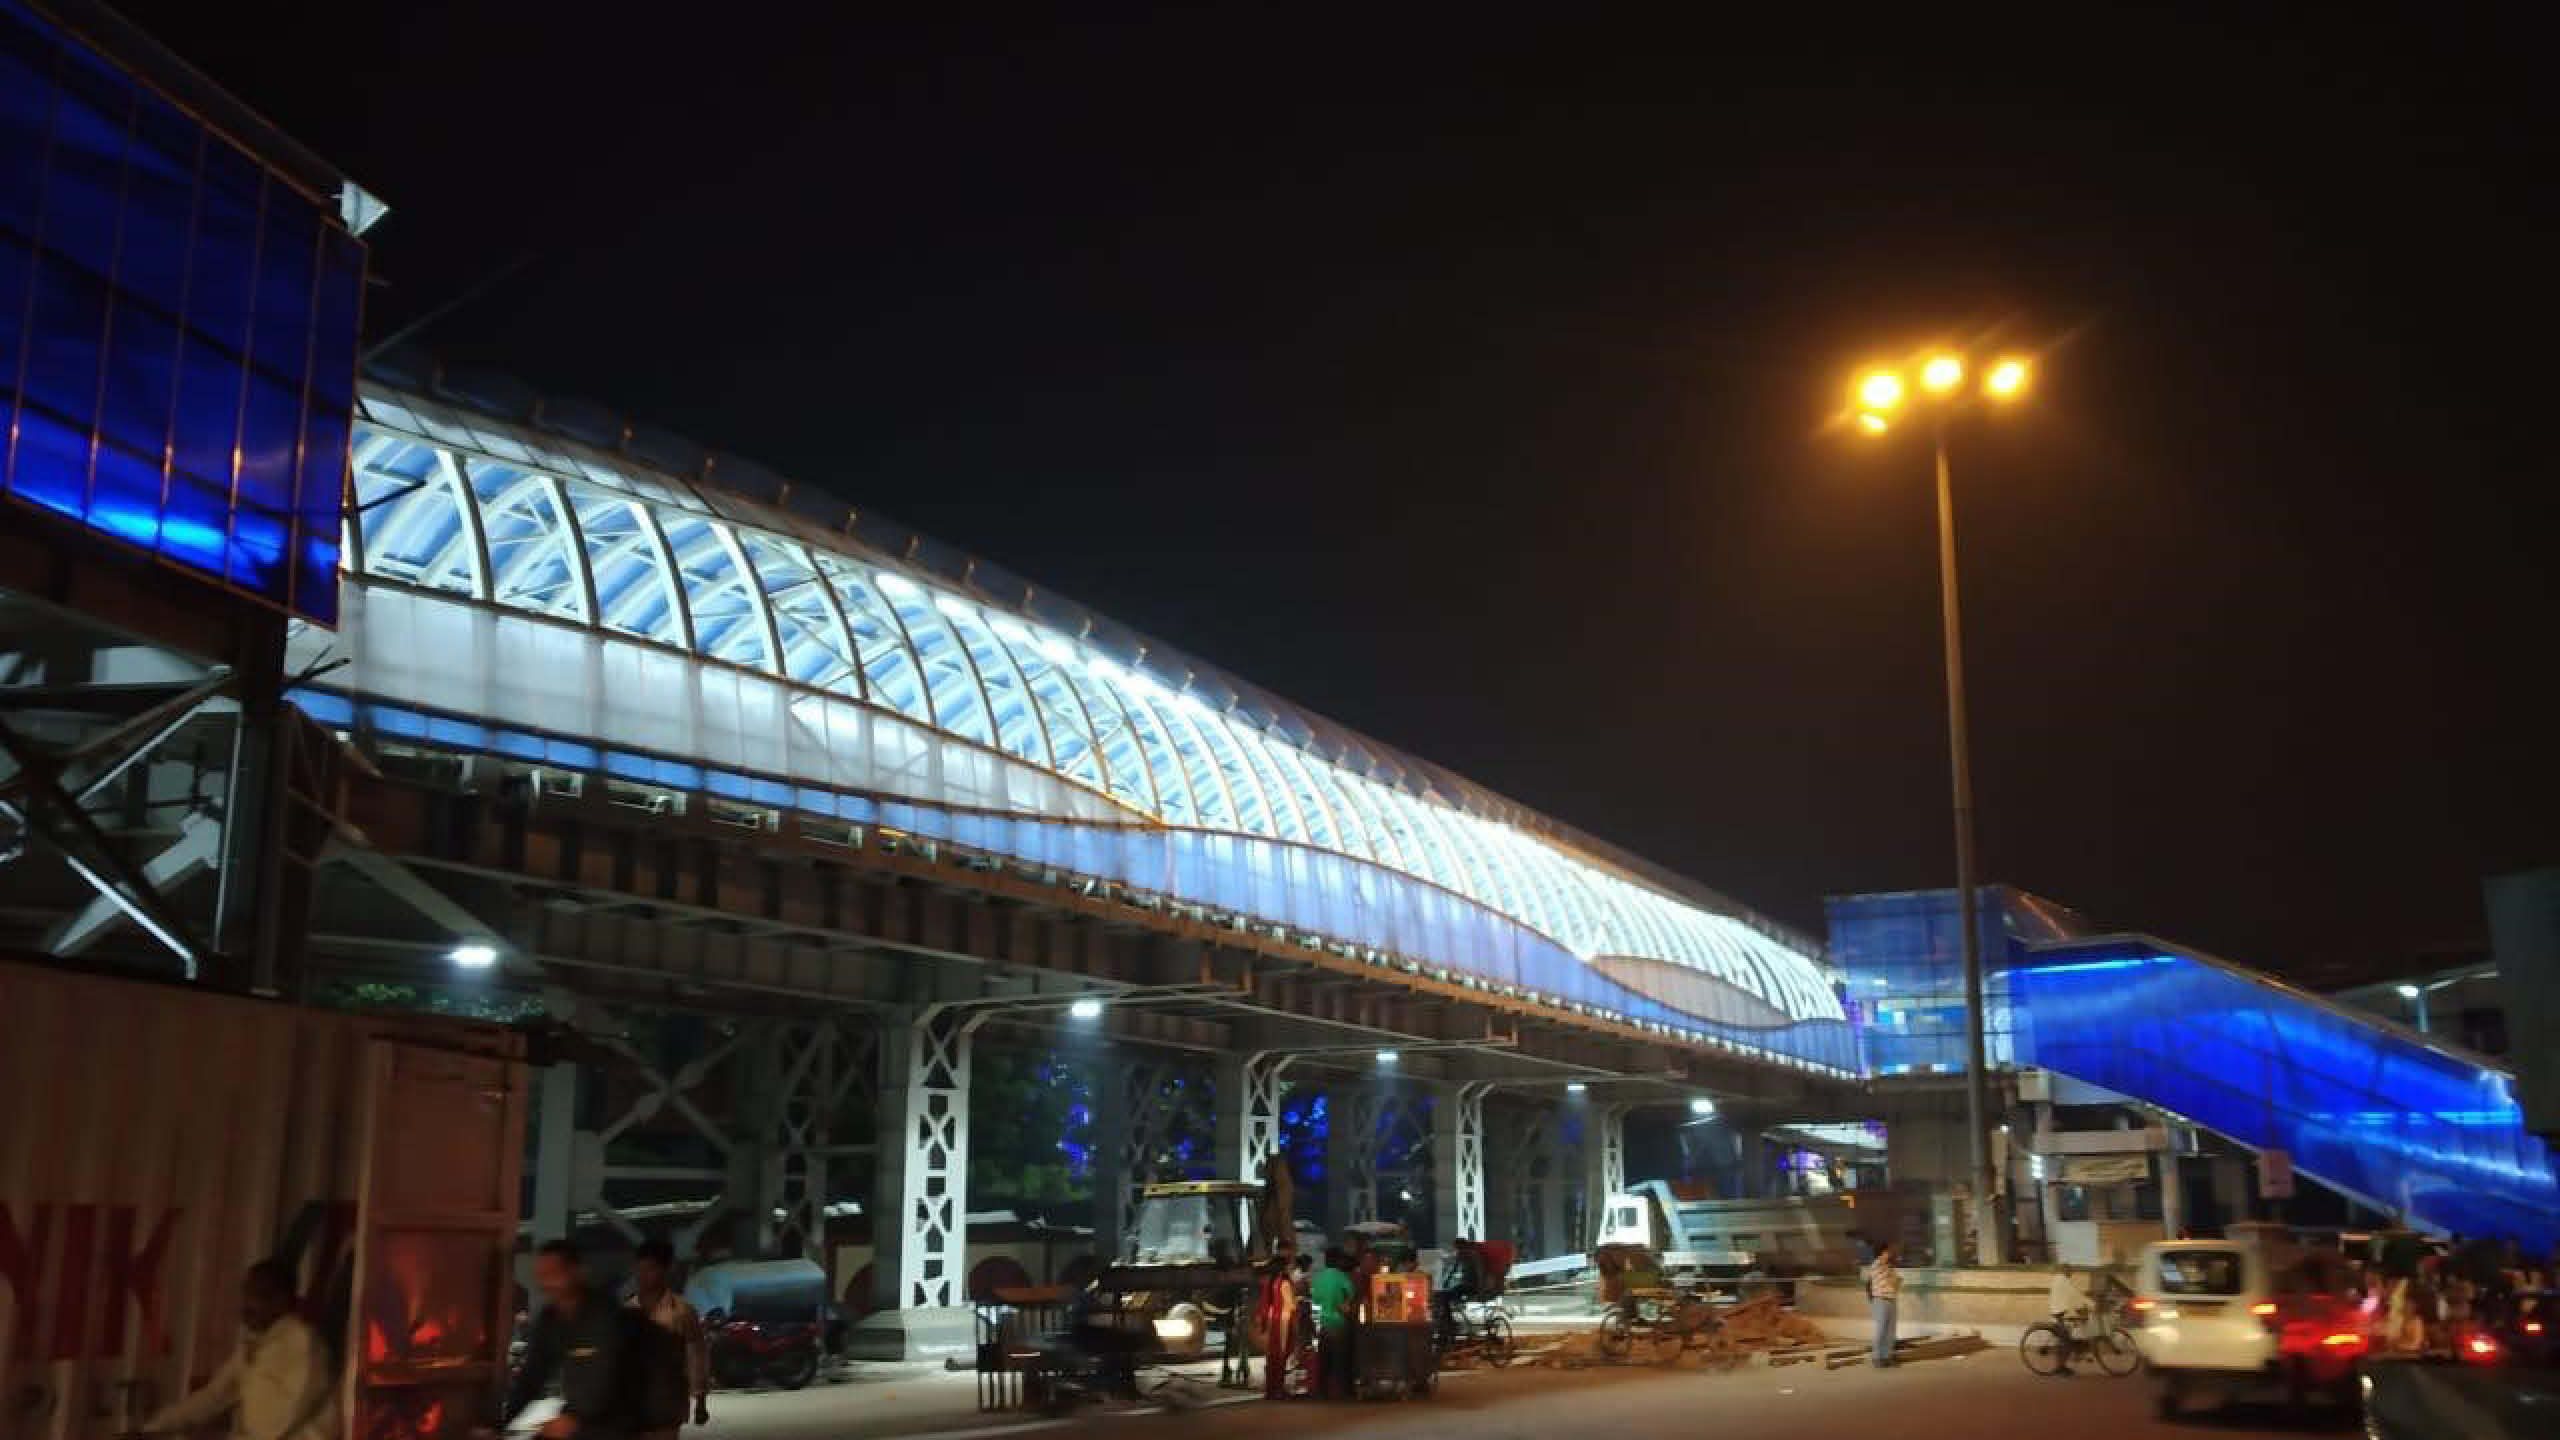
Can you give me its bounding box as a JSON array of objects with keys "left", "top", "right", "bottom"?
[{"left": 120, "top": 4, "right": 2555, "bottom": 981}]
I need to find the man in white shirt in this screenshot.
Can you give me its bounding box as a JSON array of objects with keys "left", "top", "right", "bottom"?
[
  {"left": 143, "top": 1261, "right": 337, "bottom": 1440},
  {"left": 2049, "top": 1266, "right": 2092, "bottom": 1335}
]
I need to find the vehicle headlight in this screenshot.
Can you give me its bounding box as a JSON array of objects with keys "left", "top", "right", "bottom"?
[{"left": 1153, "top": 1304, "right": 1205, "bottom": 1346}]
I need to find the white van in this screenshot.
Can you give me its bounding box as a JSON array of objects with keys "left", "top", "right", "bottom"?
[{"left": 2131, "top": 1238, "right": 2366, "bottom": 1420}]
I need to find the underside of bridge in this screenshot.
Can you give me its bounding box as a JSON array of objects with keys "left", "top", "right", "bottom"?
[{"left": 1, "top": 518, "right": 1866, "bottom": 1357}]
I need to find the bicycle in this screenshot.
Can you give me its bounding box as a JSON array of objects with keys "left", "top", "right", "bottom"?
[
  {"left": 2020, "top": 1299, "right": 2140, "bottom": 1378},
  {"left": 1437, "top": 1296, "right": 1516, "bottom": 1368},
  {"left": 1596, "top": 1287, "right": 1741, "bottom": 1368}
]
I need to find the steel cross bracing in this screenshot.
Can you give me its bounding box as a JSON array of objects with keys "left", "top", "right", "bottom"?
[
  {"left": 1229, "top": 1052, "right": 1296, "bottom": 1187},
  {"left": 766, "top": 1018, "right": 878, "bottom": 1263},
  {"left": 1443, "top": 1082, "right": 1493, "bottom": 1244},
  {"left": 1092, "top": 1055, "right": 1219, "bottom": 1253},
  {"left": 319, "top": 382, "right": 1851, "bottom": 1068}
]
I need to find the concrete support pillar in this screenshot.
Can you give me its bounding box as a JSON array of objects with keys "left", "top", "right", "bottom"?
[
  {"left": 1088, "top": 1053, "right": 1163, "bottom": 1266},
  {"left": 1538, "top": 1131, "right": 1571, "bottom": 1258},
  {"left": 1483, "top": 1107, "right": 1526, "bottom": 1252},
  {"left": 528, "top": 1062, "right": 580, "bottom": 1248},
  {"left": 1581, "top": 1104, "right": 1627, "bottom": 1231},
  {"left": 2157, "top": 1148, "right": 2185, "bottom": 1238},
  {"left": 855, "top": 1006, "right": 975, "bottom": 1358},
  {"left": 1431, "top": 1083, "right": 1490, "bottom": 1246},
  {"left": 2209, "top": 1154, "right": 2250, "bottom": 1228},
  {"left": 1327, "top": 1086, "right": 1381, "bottom": 1231}
]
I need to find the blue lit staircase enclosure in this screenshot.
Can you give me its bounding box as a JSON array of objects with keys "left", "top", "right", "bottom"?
[{"left": 2012, "top": 936, "right": 2559, "bottom": 1255}]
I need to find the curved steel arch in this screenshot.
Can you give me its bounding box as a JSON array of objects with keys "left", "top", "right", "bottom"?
[{"left": 339, "top": 384, "right": 1845, "bottom": 1030}]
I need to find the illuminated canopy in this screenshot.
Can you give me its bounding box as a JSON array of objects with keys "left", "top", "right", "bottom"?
[{"left": 315, "top": 365, "right": 1850, "bottom": 1064}]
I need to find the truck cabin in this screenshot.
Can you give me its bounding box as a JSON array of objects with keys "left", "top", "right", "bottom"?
[{"left": 1125, "top": 1181, "right": 1256, "bottom": 1266}]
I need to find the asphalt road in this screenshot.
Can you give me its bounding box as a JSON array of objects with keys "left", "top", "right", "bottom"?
[{"left": 1008, "top": 1351, "right": 2352, "bottom": 1440}]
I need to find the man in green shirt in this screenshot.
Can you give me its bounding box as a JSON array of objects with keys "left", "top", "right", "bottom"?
[{"left": 1309, "top": 1247, "right": 1356, "bottom": 1399}]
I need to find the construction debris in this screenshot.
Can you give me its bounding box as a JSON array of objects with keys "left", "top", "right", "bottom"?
[{"left": 1716, "top": 1294, "right": 1831, "bottom": 1348}]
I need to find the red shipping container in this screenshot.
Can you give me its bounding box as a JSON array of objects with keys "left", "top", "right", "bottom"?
[{"left": 0, "top": 959, "right": 525, "bottom": 1440}]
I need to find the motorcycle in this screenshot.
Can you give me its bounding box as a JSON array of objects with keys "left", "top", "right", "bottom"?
[{"left": 705, "top": 1309, "right": 823, "bottom": 1390}]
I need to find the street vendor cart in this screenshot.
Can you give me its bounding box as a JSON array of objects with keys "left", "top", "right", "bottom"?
[{"left": 1354, "top": 1270, "right": 1438, "bottom": 1398}]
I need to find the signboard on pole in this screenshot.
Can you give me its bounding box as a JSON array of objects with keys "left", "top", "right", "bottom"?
[{"left": 2259, "top": 1148, "right": 2295, "bottom": 1200}]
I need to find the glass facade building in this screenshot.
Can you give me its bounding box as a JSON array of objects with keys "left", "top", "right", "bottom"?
[
  {"left": 1825, "top": 886, "right": 2088, "bottom": 1075},
  {"left": 1, "top": 0, "right": 364, "bottom": 623}
]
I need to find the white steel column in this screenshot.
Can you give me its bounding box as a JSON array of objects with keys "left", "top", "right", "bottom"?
[
  {"left": 1581, "top": 1103, "right": 1628, "bottom": 1243},
  {"left": 1217, "top": 1051, "right": 1295, "bottom": 1186},
  {"left": 1432, "top": 1082, "right": 1492, "bottom": 1245},
  {"left": 872, "top": 1007, "right": 974, "bottom": 1312}
]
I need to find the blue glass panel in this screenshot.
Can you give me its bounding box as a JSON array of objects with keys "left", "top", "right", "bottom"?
[
  {"left": 492, "top": 729, "right": 545, "bottom": 761},
  {"left": 113, "top": 91, "right": 195, "bottom": 314},
  {"left": 229, "top": 369, "right": 298, "bottom": 594},
  {"left": 24, "top": 252, "right": 106, "bottom": 424},
  {"left": 99, "top": 296, "right": 176, "bottom": 456},
  {"left": 87, "top": 435, "right": 161, "bottom": 545},
  {"left": 748, "top": 778, "right": 793, "bottom": 807},
  {"left": 248, "top": 186, "right": 315, "bottom": 378},
  {"left": 181, "top": 142, "right": 260, "bottom": 353},
  {"left": 704, "top": 769, "right": 749, "bottom": 800},
  {"left": 543, "top": 739, "right": 598, "bottom": 769},
  {"left": 604, "top": 750, "right": 652, "bottom": 782},
  {"left": 424, "top": 715, "right": 488, "bottom": 748},
  {"left": 32, "top": 47, "right": 126, "bottom": 271},
  {"left": 168, "top": 334, "right": 239, "bottom": 491},
  {"left": 369, "top": 705, "right": 426, "bottom": 739},
  {"left": 2012, "top": 939, "right": 2560, "bottom": 1254},
  {"left": 292, "top": 532, "right": 338, "bottom": 620},
  {"left": 0, "top": 233, "right": 28, "bottom": 404},
  {"left": 8, "top": 401, "right": 87, "bottom": 516},
  {"left": 651, "top": 759, "right": 702, "bottom": 789},
  {"left": 287, "top": 689, "right": 355, "bottom": 727},
  {"left": 157, "top": 469, "right": 231, "bottom": 573}
]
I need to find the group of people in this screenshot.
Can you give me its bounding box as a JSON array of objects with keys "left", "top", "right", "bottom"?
[
  {"left": 2364, "top": 1231, "right": 2549, "bottom": 1354},
  {"left": 1257, "top": 1239, "right": 1382, "bottom": 1399},
  {"left": 136, "top": 1240, "right": 712, "bottom": 1440},
  {"left": 1258, "top": 1232, "right": 1507, "bottom": 1400}
]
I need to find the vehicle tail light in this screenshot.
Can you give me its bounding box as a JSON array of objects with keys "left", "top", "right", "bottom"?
[
  {"left": 2128, "top": 1298, "right": 2155, "bottom": 1324},
  {"left": 2251, "top": 1301, "right": 2281, "bottom": 1334},
  {"left": 2249, "top": 1303, "right": 2279, "bottom": 1316},
  {"left": 2527, "top": 1322, "right": 2545, "bottom": 1336},
  {"left": 2462, "top": 1334, "right": 2501, "bottom": 1365},
  {"left": 2320, "top": 1333, "right": 2364, "bottom": 1349}
]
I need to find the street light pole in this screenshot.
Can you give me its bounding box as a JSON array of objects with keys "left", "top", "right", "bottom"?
[
  {"left": 1932, "top": 420, "right": 2002, "bottom": 1266},
  {"left": 1849, "top": 351, "right": 2031, "bottom": 1266}
]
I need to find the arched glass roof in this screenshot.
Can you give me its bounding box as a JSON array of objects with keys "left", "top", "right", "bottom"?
[{"left": 339, "top": 373, "right": 1844, "bottom": 1028}]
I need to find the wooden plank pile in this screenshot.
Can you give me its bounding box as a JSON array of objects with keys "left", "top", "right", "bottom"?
[{"left": 1823, "top": 1333, "right": 1991, "bottom": 1369}]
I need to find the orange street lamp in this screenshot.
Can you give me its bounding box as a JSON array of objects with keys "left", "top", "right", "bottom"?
[{"left": 1844, "top": 347, "right": 2035, "bottom": 1267}]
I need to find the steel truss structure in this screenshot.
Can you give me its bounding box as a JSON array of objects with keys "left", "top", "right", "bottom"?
[{"left": 304, "top": 376, "right": 1855, "bottom": 1074}]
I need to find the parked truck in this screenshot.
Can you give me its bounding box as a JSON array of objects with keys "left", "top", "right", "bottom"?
[
  {"left": 1594, "top": 1183, "right": 1885, "bottom": 1280},
  {"left": 0, "top": 958, "right": 528, "bottom": 1440}
]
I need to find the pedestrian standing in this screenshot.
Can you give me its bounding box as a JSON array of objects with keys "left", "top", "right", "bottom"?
[
  {"left": 1866, "top": 1241, "right": 1902, "bottom": 1368},
  {"left": 502, "top": 1240, "right": 639, "bottom": 1440},
  {"left": 1258, "top": 1256, "right": 1296, "bottom": 1399},
  {"left": 142, "top": 1260, "right": 337, "bottom": 1440},
  {"left": 1309, "top": 1247, "right": 1356, "bottom": 1400},
  {"left": 626, "top": 1241, "right": 709, "bottom": 1440}
]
